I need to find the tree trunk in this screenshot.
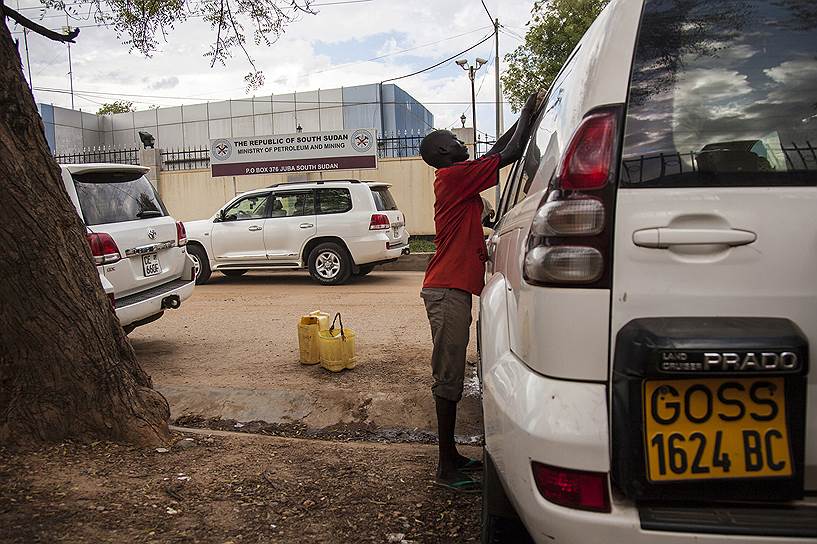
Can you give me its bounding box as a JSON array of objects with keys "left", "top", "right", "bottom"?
[{"left": 0, "top": 18, "right": 170, "bottom": 446}]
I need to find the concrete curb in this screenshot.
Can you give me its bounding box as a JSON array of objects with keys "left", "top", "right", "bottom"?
[
  {"left": 157, "top": 384, "right": 482, "bottom": 436},
  {"left": 378, "top": 252, "right": 433, "bottom": 272}
]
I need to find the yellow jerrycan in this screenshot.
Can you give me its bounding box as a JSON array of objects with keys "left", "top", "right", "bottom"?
[
  {"left": 298, "top": 311, "right": 330, "bottom": 364},
  {"left": 318, "top": 313, "right": 357, "bottom": 372},
  {"left": 308, "top": 310, "right": 330, "bottom": 331}
]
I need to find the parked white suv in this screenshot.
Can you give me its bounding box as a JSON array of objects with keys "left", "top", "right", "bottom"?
[
  {"left": 479, "top": 0, "right": 816, "bottom": 542},
  {"left": 61, "top": 163, "right": 196, "bottom": 333},
  {"left": 185, "top": 180, "right": 409, "bottom": 285}
]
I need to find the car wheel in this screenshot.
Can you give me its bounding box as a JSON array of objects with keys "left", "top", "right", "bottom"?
[
  {"left": 308, "top": 242, "right": 352, "bottom": 285},
  {"left": 355, "top": 264, "right": 376, "bottom": 276},
  {"left": 222, "top": 269, "right": 248, "bottom": 278},
  {"left": 482, "top": 449, "right": 534, "bottom": 544},
  {"left": 187, "top": 245, "right": 211, "bottom": 285}
]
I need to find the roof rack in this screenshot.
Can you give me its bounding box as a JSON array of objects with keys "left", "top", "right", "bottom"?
[{"left": 267, "top": 179, "right": 361, "bottom": 188}]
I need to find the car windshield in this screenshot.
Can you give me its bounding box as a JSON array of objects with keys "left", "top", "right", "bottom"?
[
  {"left": 620, "top": 0, "right": 817, "bottom": 187},
  {"left": 371, "top": 187, "right": 398, "bottom": 211},
  {"left": 73, "top": 171, "right": 167, "bottom": 226}
]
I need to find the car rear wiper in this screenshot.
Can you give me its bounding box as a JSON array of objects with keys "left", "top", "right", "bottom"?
[{"left": 136, "top": 210, "right": 163, "bottom": 218}]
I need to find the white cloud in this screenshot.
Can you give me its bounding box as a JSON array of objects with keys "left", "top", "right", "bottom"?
[{"left": 9, "top": 0, "right": 534, "bottom": 136}]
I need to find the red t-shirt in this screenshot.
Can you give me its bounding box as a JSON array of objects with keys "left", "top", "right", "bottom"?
[{"left": 423, "top": 154, "right": 501, "bottom": 295}]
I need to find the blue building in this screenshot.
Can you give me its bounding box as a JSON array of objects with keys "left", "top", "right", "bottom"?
[{"left": 39, "top": 83, "right": 434, "bottom": 154}]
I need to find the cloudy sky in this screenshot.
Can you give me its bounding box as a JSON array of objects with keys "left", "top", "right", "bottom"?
[{"left": 7, "top": 0, "right": 535, "bottom": 139}]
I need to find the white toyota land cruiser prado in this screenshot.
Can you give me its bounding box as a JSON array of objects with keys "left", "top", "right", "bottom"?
[{"left": 478, "top": 0, "right": 816, "bottom": 542}]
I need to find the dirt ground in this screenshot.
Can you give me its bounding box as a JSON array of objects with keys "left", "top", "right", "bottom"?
[
  {"left": 129, "top": 271, "right": 483, "bottom": 436},
  {"left": 130, "top": 270, "right": 478, "bottom": 392},
  {"left": 0, "top": 430, "right": 482, "bottom": 544},
  {"left": 1, "top": 271, "right": 490, "bottom": 543}
]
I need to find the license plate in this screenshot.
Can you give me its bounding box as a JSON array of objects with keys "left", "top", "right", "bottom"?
[
  {"left": 392, "top": 226, "right": 400, "bottom": 238},
  {"left": 643, "top": 378, "right": 791, "bottom": 482},
  {"left": 142, "top": 253, "right": 161, "bottom": 277}
]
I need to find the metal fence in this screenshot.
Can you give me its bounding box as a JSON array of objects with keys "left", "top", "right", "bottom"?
[
  {"left": 53, "top": 135, "right": 500, "bottom": 171},
  {"left": 54, "top": 146, "right": 140, "bottom": 166},
  {"left": 157, "top": 135, "right": 497, "bottom": 171},
  {"left": 160, "top": 148, "right": 211, "bottom": 171},
  {"left": 377, "top": 134, "right": 496, "bottom": 159},
  {"left": 378, "top": 135, "right": 423, "bottom": 158}
]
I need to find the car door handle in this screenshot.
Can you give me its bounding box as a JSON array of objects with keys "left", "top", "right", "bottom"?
[
  {"left": 299, "top": 223, "right": 314, "bottom": 229},
  {"left": 633, "top": 227, "right": 757, "bottom": 248},
  {"left": 248, "top": 225, "right": 262, "bottom": 232}
]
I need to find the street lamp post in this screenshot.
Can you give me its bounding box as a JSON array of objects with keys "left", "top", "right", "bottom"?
[{"left": 456, "top": 57, "right": 487, "bottom": 156}]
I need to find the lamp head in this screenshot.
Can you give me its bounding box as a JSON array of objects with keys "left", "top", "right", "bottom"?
[
  {"left": 476, "top": 57, "right": 488, "bottom": 67},
  {"left": 455, "top": 59, "right": 468, "bottom": 67}
]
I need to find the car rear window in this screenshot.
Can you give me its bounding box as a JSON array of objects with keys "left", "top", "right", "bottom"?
[
  {"left": 371, "top": 187, "right": 398, "bottom": 211},
  {"left": 620, "top": 0, "right": 817, "bottom": 187},
  {"left": 317, "top": 188, "right": 352, "bottom": 214},
  {"left": 73, "top": 171, "right": 167, "bottom": 226}
]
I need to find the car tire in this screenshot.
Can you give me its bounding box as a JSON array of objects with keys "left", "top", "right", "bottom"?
[
  {"left": 308, "top": 242, "right": 352, "bottom": 285},
  {"left": 222, "top": 269, "right": 248, "bottom": 278},
  {"left": 482, "top": 449, "right": 534, "bottom": 544},
  {"left": 187, "top": 244, "right": 211, "bottom": 285},
  {"left": 355, "top": 264, "right": 376, "bottom": 276}
]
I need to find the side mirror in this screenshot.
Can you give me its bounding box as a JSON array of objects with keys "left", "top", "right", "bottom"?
[
  {"left": 482, "top": 215, "right": 495, "bottom": 229},
  {"left": 216, "top": 209, "right": 227, "bottom": 222}
]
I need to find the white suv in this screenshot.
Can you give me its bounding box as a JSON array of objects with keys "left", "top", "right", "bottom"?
[
  {"left": 61, "top": 163, "right": 196, "bottom": 333},
  {"left": 184, "top": 180, "right": 409, "bottom": 285},
  {"left": 479, "top": 0, "right": 816, "bottom": 542}
]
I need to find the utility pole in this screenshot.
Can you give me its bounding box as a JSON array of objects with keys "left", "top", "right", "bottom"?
[
  {"left": 63, "top": 15, "right": 74, "bottom": 109},
  {"left": 493, "top": 17, "right": 502, "bottom": 204},
  {"left": 470, "top": 66, "right": 477, "bottom": 150},
  {"left": 16, "top": 1, "right": 32, "bottom": 86}
]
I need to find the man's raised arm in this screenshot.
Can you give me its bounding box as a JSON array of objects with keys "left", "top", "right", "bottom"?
[{"left": 494, "top": 92, "right": 543, "bottom": 169}]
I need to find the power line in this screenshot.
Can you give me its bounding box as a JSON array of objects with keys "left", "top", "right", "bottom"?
[
  {"left": 34, "top": 86, "right": 514, "bottom": 105},
  {"left": 302, "top": 26, "right": 491, "bottom": 77},
  {"left": 12, "top": 0, "right": 371, "bottom": 12},
  {"left": 381, "top": 31, "right": 493, "bottom": 83},
  {"left": 499, "top": 26, "right": 524, "bottom": 42},
  {"left": 479, "top": 0, "right": 494, "bottom": 22}
]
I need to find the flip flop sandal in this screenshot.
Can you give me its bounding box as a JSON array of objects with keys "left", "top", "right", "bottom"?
[
  {"left": 433, "top": 477, "right": 481, "bottom": 494},
  {"left": 458, "top": 458, "right": 483, "bottom": 472}
]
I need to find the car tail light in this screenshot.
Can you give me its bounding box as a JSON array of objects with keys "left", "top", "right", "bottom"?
[
  {"left": 558, "top": 110, "right": 617, "bottom": 190},
  {"left": 525, "top": 246, "right": 604, "bottom": 283},
  {"left": 369, "top": 214, "right": 391, "bottom": 230},
  {"left": 176, "top": 221, "right": 187, "bottom": 246},
  {"left": 524, "top": 106, "right": 621, "bottom": 288},
  {"left": 531, "top": 197, "right": 605, "bottom": 237},
  {"left": 532, "top": 462, "right": 610, "bottom": 512},
  {"left": 86, "top": 233, "right": 121, "bottom": 265}
]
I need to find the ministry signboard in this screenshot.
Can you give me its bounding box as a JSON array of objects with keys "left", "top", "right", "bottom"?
[{"left": 209, "top": 128, "right": 378, "bottom": 177}]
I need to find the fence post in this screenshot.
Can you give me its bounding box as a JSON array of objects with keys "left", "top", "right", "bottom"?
[{"left": 139, "top": 147, "right": 162, "bottom": 191}]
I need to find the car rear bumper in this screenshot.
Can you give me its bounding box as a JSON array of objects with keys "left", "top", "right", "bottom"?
[
  {"left": 113, "top": 255, "right": 196, "bottom": 327},
  {"left": 351, "top": 233, "right": 410, "bottom": 265},
  {"left": 115, "top": 277, "right": 195, "bottom": 327},
  {"left": 479, "top": 274, "right": 816, "bottom": 544},
  {"left": 483, "top": 349, "right": 817, "bottom": 543}
]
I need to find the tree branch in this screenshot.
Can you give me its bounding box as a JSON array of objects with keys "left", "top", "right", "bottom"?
[
  {"left": 210, "top": 0, "right": 225, "bottom": 68},
  {"left": 2, "top": 3, "right": 80, "bottom": 43}
]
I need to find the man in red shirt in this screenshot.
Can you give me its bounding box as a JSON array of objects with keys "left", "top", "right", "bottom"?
[{"left": 419, "top": 92, "right": 541, "bottom": 491}]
